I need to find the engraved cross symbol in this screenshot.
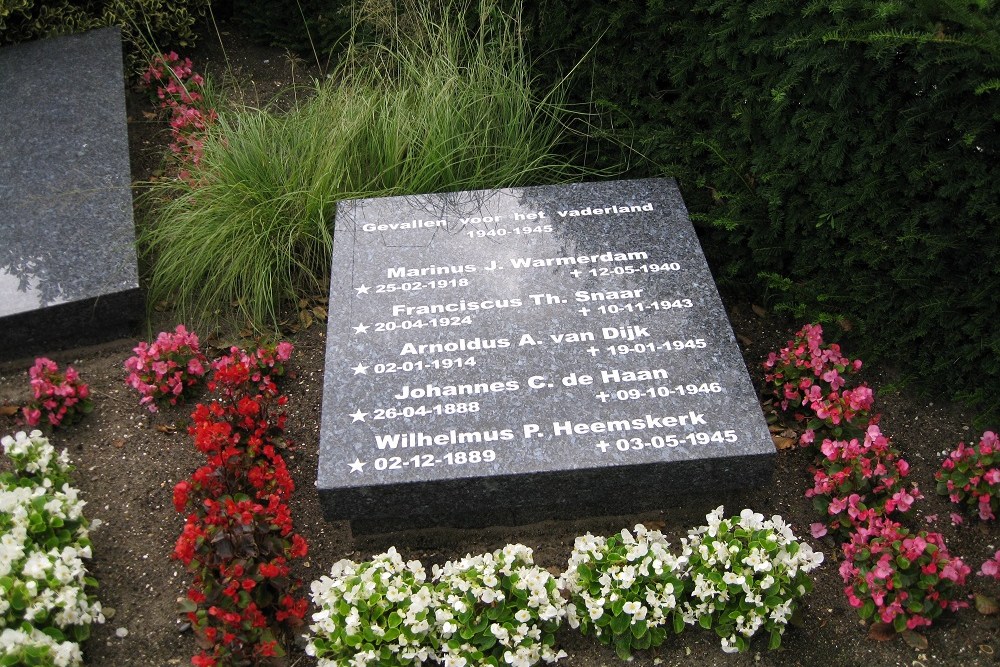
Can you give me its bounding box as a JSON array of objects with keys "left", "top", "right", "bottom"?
[
  {"left": 596, "top": 440, "right": 610, "bottom": 452},
  {"left": 577, "top": 306, "right": 590, "bottom": 316},
  {"left": 595, "top": 391, "right": 610, "bottom": 402},
  {"left": 570, "top": 269, "right": 582, "bottom": 278},
  {"left": 585, "top": 346, "right": 599, "bottom": 356}
]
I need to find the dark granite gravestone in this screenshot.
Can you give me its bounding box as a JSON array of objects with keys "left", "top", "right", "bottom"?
[
  {"left": 319, "top": 178, "right": 774, "bottom": 532},
  {"left": 0, "top": 27, "right": 141, "bottom": 360}
]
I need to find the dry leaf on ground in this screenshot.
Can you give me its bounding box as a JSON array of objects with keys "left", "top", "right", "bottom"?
[
  {"left": 975, "top": 592, "right": 999, "bottom": 615},
  {"left": 900, "top": 630, "right": 928, "bottom": 650},
  {"left": 867, "top": 622, "right": 895, "bottom": 641}
]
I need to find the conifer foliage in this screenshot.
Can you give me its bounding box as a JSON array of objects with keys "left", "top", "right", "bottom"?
[{"left": 518, "top": 0, "right": 999, "bottom": 418}]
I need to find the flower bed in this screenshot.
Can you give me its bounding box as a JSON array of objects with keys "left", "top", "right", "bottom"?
[
  {"left": 0, "top": 431, "right": 103, "bottom": 666},
  {"left": 170, "top": 339, "right": 307, "bottom": 666},
  {"left": 306, "top": 508, "right": 822, "bottom": 665}
]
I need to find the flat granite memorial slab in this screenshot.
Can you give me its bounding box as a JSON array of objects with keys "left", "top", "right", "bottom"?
[
  {"left": 0, "top": 27, "right": 141, "bottom": 359},
  {"left": 319, "top": 178, "right": 774, "bottom": 533}
]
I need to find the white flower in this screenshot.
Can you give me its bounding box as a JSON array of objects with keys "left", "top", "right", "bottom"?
[
  {"left": 722, "top": 572, "right": 745, "bottom": 586},
  {"left": 490, "top": 623, "right": 510, "bottom": 643}
]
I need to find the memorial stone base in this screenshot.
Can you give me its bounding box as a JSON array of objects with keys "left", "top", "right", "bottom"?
[
  {"left": 0, "top": 28, "right": 141, "bottom": 360},
  {"left": 318, "top": 178, "right": 774, "bottom": 533}
]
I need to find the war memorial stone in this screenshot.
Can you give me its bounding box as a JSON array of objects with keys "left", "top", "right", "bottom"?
[
  {"left": 318, "top": 178, "right": 774, "bottom": 532},
  {"left": 0, "top": 28, "right": 141, "bottom": 360}
]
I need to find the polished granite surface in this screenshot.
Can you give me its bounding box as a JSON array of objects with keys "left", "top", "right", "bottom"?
[
  {"left": 0, "top": 27, "right": 141, "bottom": 357},
  {"left": 318, "top": 178, "right": 774, "bottom": 531}
]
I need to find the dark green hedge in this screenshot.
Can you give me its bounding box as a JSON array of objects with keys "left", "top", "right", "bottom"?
[
  {"left": 228, "top": 1, "right": 1000, "bottom": 419},
  {"left": 1, "top": 0, "right": 211, "bottom": 70},
  {"left": 519, "top": 0, "right": 1000, "bottom": 419},
  {"left": 223, "top": 0, "right": 352, "bottom": 58}
]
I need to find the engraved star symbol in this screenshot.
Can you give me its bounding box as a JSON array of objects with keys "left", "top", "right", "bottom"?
[
  {"left": 348, "top": 458, "right": 366, "bottom": 473},
  {"left": 351, "top": 363, "right": 369, "bottom": 375},
  {"left": 350, "top": 409, "right": 369, "bottom": 422},
  {"left": 353, "top": 322, "right": 369, "bottom": 334},
  {"left": 355, "top": 284, "right": 370, "bottom": 295}
]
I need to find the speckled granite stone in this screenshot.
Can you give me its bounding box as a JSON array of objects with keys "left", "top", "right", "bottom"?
[
  {"left": 0, "top": 28, "right": 141, "bottom": 359},
  {"left": 319, "top": 178, "right": 774, "bottom": 533}
]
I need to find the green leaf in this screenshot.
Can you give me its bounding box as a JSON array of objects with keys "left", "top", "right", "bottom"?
[
  {"left": 615, "top": 638, "right": 632, "bottom": 661},
  {"left": 893, "top": 614, "right": 908, "bottom": 633},
  {"left": 472, "top": 614, "right": 489, "bottom": 634},
  {"left": 10, "top": 588, "right": 27, "bottom": 611},
  {"left": 611, "top": 598, "right": 625, "bottom": 616},
  {"left": 610, "top": 613, "right": 630, "bottom": 635},
  {"left": 40, "top": 627, "right": 65, "bottom": 642},
  {"left": 769, "top": 629, "right": 782, "bottom": 650},
  {"left": 698, "top": 614, "right": 712, "bottom": 630}
]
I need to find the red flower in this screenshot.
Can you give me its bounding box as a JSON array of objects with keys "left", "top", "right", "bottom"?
[
  {"left": 173, "top": 480, "right": 191, "bottom": 513},
  {"left": 290, "top": 534, "right": 308, "bottom": 558},
  {"left": 256, "top": 640, "right": 279, "bottom": 657},
  {"left": 191, "top": 653, "right": 217, "bottom": 667}
]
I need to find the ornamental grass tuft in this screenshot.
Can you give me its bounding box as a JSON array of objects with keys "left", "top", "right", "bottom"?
[{"left": 142, "top": 0, "right": 601, "bottom": 330}]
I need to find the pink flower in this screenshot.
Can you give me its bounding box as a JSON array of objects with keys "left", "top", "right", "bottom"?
[
  {"left": 979, "top": 551, "right": 1000, "bottom": 579},
  {"left": 978, "top": 497, "right": 995, "bottom": 521},
  {"left": 810, "top": 523, "right": 828, "bottom": 538},
  {"left": 847, "top": 385, "right": 874, "bottom": 411},
  {"left": 873, "top": 556, "right": 894, "bottom": 580},
  {"left": 820, "top": 438, "right": 840, "bottom": 459},
  {"left": 982, "top": 431, "right": 997, "bottom": 452},
  {"left": 22, "top": 407, "right": 41, "bottom": 426},
  {"left": 275, "top": 342, "right": 293, "bottom": 362},
  {"left": 821, "top": 368, "right": 844, "bottom": 388},
  {"left": 891, "top": 489, "right": 916, "bottom": 513},
  {"left": 984, "top": 468, "right": 1000, "bottom": 485},
  {"left": 829, "top": 496, "right": 848, "bottom": 514}
]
